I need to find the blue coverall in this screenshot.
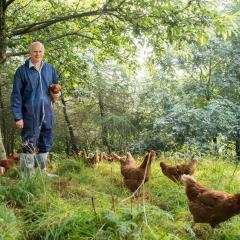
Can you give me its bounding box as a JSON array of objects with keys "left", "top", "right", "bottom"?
[{"left": 11, "top": 59, "right": 59, "bottom": 153}]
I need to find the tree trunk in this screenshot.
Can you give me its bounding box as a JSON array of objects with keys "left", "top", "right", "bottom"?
[
  {"left": 10, "top": 128, "right": 16, "bottom": 154},
  {"left": 206, "top": 57, "right": 212, "bottom": 101},
  {"left": 0, "top": 85, "right": 7, "bottom": 148},
  {"left": 65, "top": 137, "right": 70, "bottom": 155},
  {"left": 98, "top": 92, "right": 111, "bottom": 152},
  {"left": 0, "top": 125, "right": 6, "bottom": 158},
  {"left": 0, "top": 1, "right": 7, "bottom": 65},
  {"left": 236, "top": 129, "right": 240, "bottom": 161},
  {"left": 236, "top": 139, "right": 240, "bottom": 159},
  {"left": 61, "top": 95, "right": 79, "bottom": 155},
  {"left": 0, "top": 1, "right": 7, "bottom": 159},
  {"left": 212, "top": 136, "right": 219, "bottom": 155}
]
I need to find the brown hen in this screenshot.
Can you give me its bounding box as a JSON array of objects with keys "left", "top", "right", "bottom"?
[
  {"left": 160, "top": 159, "right": 197, "bottom": 183},
  {"left": 113, "top": 150, "right": 156, "bottom": 192},
  {"left": 182, "top": 174, "right": 240, "bottom": 228},
  {"left": 0, "top": 151, "right": 19, "bottom": 172},
  {"left": 49, "top": 84, "right": 61, "bottom": 103},
  {"left": 88, "top": 152, "right": 100, "bottom": 167}
]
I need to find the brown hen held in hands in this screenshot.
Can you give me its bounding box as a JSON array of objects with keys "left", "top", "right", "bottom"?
[
  {"left": 182, "top": 174, "right": 240, "bottom": 228},
  {"left": 50, "top": 83, "right": 61, "bottom": 94},
  {"left": 49, "top": 84, "right": 61, "bottom": 103},
  {"left": 160, "top": 159, "right": 197, "bottom": 183}
]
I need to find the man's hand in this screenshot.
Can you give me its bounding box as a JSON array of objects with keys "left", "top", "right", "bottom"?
[
  {"left": 16, "top": 119, "right": 24, "bottom": 129},
  {"left": 51, "top": 92, "right": 61, "bottom": 103}
]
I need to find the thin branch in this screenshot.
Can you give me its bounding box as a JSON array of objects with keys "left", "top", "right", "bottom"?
[
  {"left": 84, "top": 15, "right": 102, "bottom": 28},
  {"left": 106, "top": 12, "right": 125, "bottom": 21},
  {"left": 74, "top": 0, "right": 81, "bottom": 12},
  {"left": 177, "top": 0, "right": 193, "bottom": 13},
  {"left": 102, "top": 0, "right": 114, "bottom": 10},
  {"left": 102, "top": 0, "right": 126, "bottom": 11},
  {"left": 116, "top": 0, "right": 128, "bottom": 9}
]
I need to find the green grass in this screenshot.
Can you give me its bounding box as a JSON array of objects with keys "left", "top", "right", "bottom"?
[
  {"left": 0, "top": 154, "right": 240, "bottom": 239},
  {"left": 0, "top": 204, "right": 23, "bottom": 240}
]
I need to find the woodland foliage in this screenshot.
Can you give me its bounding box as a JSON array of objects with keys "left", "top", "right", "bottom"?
[{"left": 0, "top": 0, "right": 239, "bottom": 157}]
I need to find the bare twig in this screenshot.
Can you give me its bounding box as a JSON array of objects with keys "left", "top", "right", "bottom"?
[
  {"left": 92, "top": 223, "right": 106, "bottom": 240},
  {"left": 110, "top": 165, "right": 116, "bottom": 212},
  {"left": 91, "top": 196, "right": 98, "bottom": 217}
]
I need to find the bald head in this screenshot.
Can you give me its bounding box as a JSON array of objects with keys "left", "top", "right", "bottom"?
[{"left": 29, "top": 42, "right": 45, "bottom": 65}]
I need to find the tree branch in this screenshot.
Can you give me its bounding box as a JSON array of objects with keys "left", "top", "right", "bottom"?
[
  {"left": 117, "top": 0, "right": 127, "bottom": 9},
  {"left": 9, "top": 8, "right": 119, "bottom": 37},
  {"left": 3, "top": 0, "right": 15, "bottom": 11},
  {"left": 6, "top": 31, "right": 99, "bottom": 57},
  {"left": 6, "top": 51, "right": 28, "bottom": 57}
]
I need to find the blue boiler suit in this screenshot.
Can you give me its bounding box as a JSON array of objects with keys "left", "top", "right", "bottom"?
[{"left": 11, "top": 59, "right": 59, "bottom": 153}]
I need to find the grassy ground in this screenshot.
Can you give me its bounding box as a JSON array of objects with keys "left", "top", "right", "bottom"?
[{"left": 0, "top": 153, "right": 240, "bottom": 240}]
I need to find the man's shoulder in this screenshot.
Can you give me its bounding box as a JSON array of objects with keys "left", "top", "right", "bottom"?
[
  {"left": 16, "top": 62, "right": 28, "bottom": 74},
  {"left": 43, "top": 62, "right": 56, "bottom": 69}
]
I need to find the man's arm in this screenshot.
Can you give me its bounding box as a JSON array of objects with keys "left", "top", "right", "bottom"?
[
  {"left": 11, "top": 68, "right": 24, "bottom": 126},
  {"left": 52, "top": 67, "right": 59, "bottom": 84}
]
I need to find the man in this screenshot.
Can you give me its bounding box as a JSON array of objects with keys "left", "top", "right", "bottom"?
[{"left": 11, "top": 42, "right": 59, "bottom": 176}]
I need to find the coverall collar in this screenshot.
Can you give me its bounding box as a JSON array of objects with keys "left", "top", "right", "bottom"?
[{"left": 29, "top": 58, "right": 44, "bottom": 71}]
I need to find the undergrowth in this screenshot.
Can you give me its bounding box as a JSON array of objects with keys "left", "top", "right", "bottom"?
[{"left": 0, "top": 153, "right": 240, "bottom": 239}]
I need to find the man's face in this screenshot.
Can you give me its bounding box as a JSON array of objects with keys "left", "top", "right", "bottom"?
[{"left": 30, "top": 43, "right": 44, "bottom": 64}]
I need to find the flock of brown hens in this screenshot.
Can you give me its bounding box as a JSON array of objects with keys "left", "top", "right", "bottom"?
[
  {"left": 80, "top": 150, "right": 240, "bottom": 229},
  {"left": 1, "top": 150, "right": 240, "bottom": 230},
  {"left": 45, "top": 84, "right": 240, "bottom": 230}
]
